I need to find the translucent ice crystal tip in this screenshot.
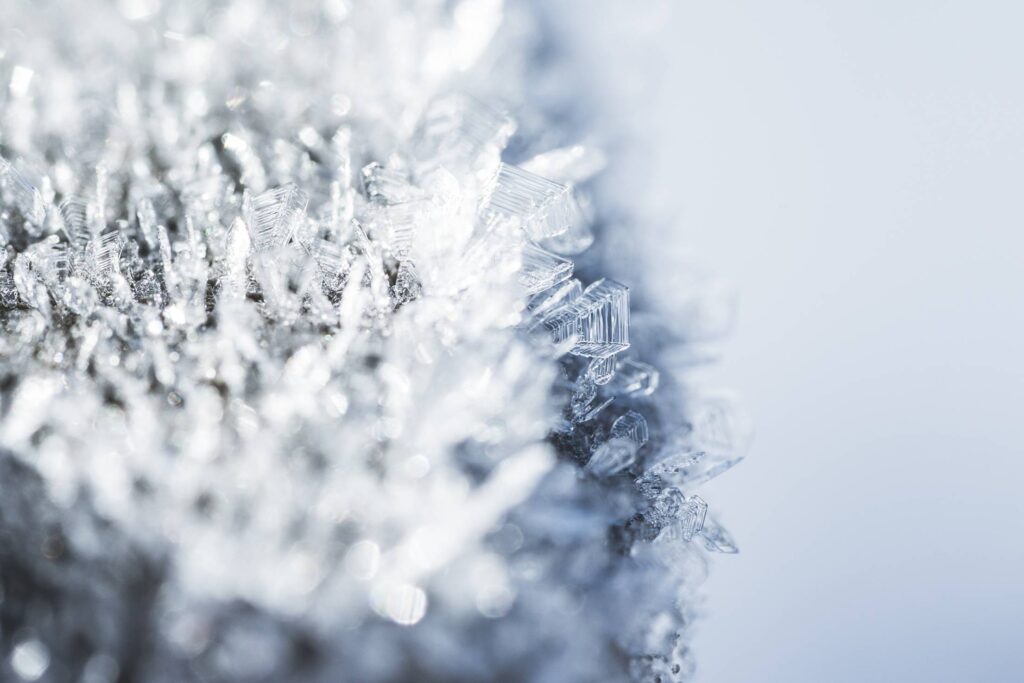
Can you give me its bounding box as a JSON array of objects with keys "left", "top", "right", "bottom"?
[
  {"left": 243, "top": 184, "right": 309, "bottom": 252},
  {"left": 519, "top": 242, "right": 573, "bottom": 295},
  {"left": 483, "top": 163, "right": 579, "bottom": 241},
  {"left": 543, "top": 278, "right": 629, "bottom": 358}
]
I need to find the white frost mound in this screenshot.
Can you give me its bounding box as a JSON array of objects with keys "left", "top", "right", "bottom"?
[{"left": 0, "top": 2, "right": 745, "bottom": 682}]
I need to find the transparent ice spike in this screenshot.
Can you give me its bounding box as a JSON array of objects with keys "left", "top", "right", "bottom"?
[
  {"left": 635, "top": 448, "right": 743, "bottom": 494},
  {"left": 526, "top": 278, "right": 581, "bottom": 323},
  {"left": 651, "top": 491, "right": 708, "bottom": 543},
  {"left": 90, "top": 230, "right": 122, "bottom": 275},
  {"left": 543, "top": 278, "right": 629, "bottom": 358},
  {"left": 482, "top": 164, "right": 578, "bottom": 241},
  {"left": 520, "top": 145, "right": 607, "bottom": 185},
  {"left": 519, "top": 242, "right": 573, "bottom": 295},
  {"left": 244, "top": 184, "right": 309, "bottom": 252},
  {"left": 611, "top": 410, "right": 648, "bottom": 448},
  {"left": 25, "top": 236, "right": 69, "bottom": 285},
  {"left": 361, "top": 163, "right": 419, "bottom": 205},
  {"left": 586, "top": 437, "right": 637, "bottom": 477},
  {"left": 382, "top": 201, "right": 425, "bottom": 260},
  {"left": 0, "top": 157, "right": 47, "bottom": 228},
  {"left": 607, "top": 358, "right": 659, "bottom": 397},
  {"left": 699, "top": 514, "right": 739, "bottom": 554},
  {"left": 413, "top": 93, "right": 515, "bottom": 171},
  {"left": 586, "top": 355, "right": 616, "bottom": 385}
]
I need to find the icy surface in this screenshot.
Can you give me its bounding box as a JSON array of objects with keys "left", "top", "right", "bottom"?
[{"left": 0, "top": 1, "right": 746, "bottom": 682}]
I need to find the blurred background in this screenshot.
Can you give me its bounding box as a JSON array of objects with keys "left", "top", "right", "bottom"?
[{"left": 544, "top": 1, "right": 1024, "bottom": 681}]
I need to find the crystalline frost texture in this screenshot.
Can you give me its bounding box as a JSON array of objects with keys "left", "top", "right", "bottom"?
[
  {"left": 414, "top": 94, "right": 516, "bottom": 171},
  {"left": 519, "top": 242, "right": 573, "bottom": 295},
  {"left": 544, "top": 278, "right": 630, "bottom": 358},
  {"left": 244, "top": 184, "right": 310, "bottom": 252},
  {"left": 0, "top": 2, "right": 744, "bottom": 682},
  {"left": 483, "top": 163, "right": 580, "bottom": 241}
]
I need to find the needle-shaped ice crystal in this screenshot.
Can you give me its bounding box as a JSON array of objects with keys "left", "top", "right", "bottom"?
[
  {"left": 59, "top": 197, "right": 94, "bottom": 250},
  {"left": 607, "top": 358, "right": 659, "bottom": 397},
  {"left": 243, "top": 184, "right": 309, "bottom": 252},
  {"left": 699, "top": 513, "right": 739, "bottom": 554},
  {"left": 635, "top": 449, "right": 743, "bottom": 495}
]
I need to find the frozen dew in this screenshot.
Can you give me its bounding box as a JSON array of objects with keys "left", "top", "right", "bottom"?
[
  {"left": 345, "top": 541, "right": 381, "bottom": 581},
  {"left": 11, "top": 639, "right": 50, "bottom": 681},
  {"left": 384, "top": 584, "right": 428, "bottom": 626}
]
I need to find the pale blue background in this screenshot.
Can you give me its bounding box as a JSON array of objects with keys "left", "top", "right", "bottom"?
[{"left": 546, "top": 2, "right": 1024, "bottom": 681}]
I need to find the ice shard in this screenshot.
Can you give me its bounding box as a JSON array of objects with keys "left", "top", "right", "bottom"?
[
  {"left": 482, "top": 163, "right": 580, "bottom": 241},
  {"left": 243, "top": 184, "right": 309, "bottom": 252},
  {"left": 519, "top": 242, "right": 573, "bottom": 295},
  {"left": 543, "top": 278, "right": 630, "bottom": 358},
  {"left": 413, "top": 93, "right": 516, "bottom": 171}
]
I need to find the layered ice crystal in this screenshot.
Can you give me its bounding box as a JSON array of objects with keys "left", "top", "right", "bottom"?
[{"left": 544, "top": 278, "right": 630, "bottom": 358}]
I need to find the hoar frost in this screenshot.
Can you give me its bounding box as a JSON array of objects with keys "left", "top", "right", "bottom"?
[{"left": 0, "top": 1, "right": 747, "bottom": 682}]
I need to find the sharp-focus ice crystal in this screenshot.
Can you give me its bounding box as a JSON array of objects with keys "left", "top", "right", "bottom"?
[
  {"left": 544, "top": 278, "right": 630, "bottom": 358},
  {"left": 0, "top": 2, "right": 744, "bottom": 682},
  {"left": 526, "top": 277, "right": 582, "bottom": 324},
  {"left": 59, "top": 196, "right": 94, "bottom": 250},
  {"left": 648, "top": 489, "right": 708, "bottom": 543},
  {"left": 483, "top": 163, "right": 579, "bottom": 241},
  {"left": 89, "top": 230, "right": 122, "bottom": 276},
  {"left": 243, "top": 184, "right": 309, "bottom": 252},
  {"left": 519, "top": 242, "right": 573, "bottom": 294},
  {"left": 588, "top": 355, "right": 617, "bottom": 385}
]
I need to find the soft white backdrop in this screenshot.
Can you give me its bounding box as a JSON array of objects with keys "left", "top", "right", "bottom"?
[{"left": 545, "top": 2, "right": 1024, "bottom": 681}]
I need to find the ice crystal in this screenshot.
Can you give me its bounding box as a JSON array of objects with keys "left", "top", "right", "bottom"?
[
  {"left": 544, "top": 277, "right": 630, "bottom": 358},
  {"left": 0, "top": 1, "right": 745, "bottom": 682}
]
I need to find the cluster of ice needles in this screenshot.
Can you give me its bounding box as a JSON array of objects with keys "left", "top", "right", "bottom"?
[{"left": 0, "top": 1, "right": 748, "bottom": 681}]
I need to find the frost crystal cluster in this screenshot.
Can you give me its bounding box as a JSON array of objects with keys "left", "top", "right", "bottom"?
[{"left": 0, "top": 2, "right": 748, "bottom": 682}]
